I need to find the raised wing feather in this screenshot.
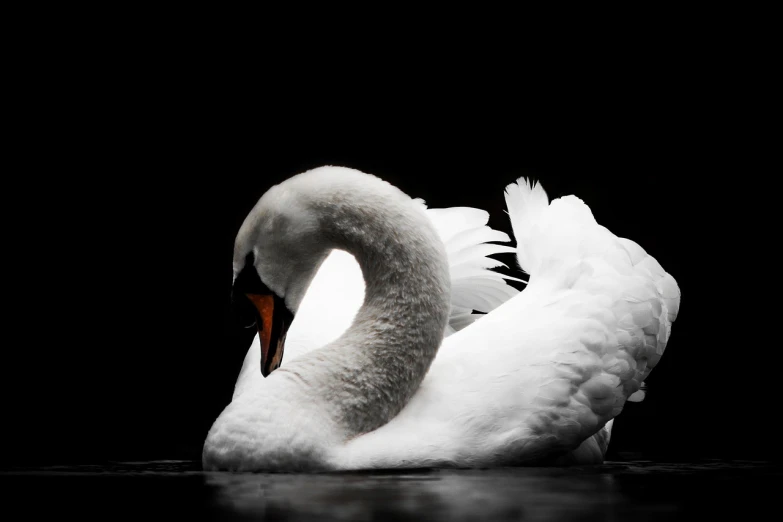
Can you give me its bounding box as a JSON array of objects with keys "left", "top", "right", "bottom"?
[
  {"left": 340, "top": 178, "right": 681, "bottom": 468},
  {"left": 424, "top": 205, "right": 520, "bottom": 334},
  {"left": 499, "top": 177, "right": 681, "bottom": 457}
]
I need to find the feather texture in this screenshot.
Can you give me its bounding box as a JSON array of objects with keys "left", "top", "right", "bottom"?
[
  {"left": 500, "top": 177, "right": 681, "bottom": 453},
  {"left": 212, "top": 168, "right": 681, "bottom": 471},
  {"left": 425, "top": 205, "right": 520, "bottom": 332},
  {"left": 339, "top": 177, "right": 681, "bottom": 468}
]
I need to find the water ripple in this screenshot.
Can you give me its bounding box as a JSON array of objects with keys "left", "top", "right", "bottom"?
[{"left": 1, "top": 460, "right": 779, "bottom": 521}]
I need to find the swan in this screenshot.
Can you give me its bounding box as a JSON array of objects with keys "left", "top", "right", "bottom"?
[
  {"left": 230, "top": 198, "right": 521, "bottom": 401},
  {"left": 203, "top": 166, "right": 680, "bottom": 471}
]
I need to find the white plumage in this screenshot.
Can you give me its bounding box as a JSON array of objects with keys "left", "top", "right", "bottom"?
[
  {"left": 231, "top": 200, "right": 519, "bottom": 400},
  {"left": 203, "top": 167, "right": 680, "bottom": 471}
]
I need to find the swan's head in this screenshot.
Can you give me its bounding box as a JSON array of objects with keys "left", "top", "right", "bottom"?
[{"left": 231, "top": 178, "right": 329, "bottom": 377}]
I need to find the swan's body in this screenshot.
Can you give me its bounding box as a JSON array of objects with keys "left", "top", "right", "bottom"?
[{"left": 203, "top": 167, "right": 680, "bottom": 471}]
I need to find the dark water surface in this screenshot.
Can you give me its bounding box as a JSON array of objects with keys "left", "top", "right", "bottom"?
[{"left": 1, "top": 460, "right": 778, "bottom": 521}]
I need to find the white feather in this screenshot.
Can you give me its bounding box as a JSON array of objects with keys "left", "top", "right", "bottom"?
[
  {"left": 337, "top": 176, "right": 681, "bottom": 469},
  {"left": 205, "top": 169, "right": 681, "bottom": 472}
]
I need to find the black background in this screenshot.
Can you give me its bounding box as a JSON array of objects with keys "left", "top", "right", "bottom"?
[{"left": 3, "top": 29, "right": 766, "bottom": 468}]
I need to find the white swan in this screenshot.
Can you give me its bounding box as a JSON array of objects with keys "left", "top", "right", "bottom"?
[
  {"left": 203, "top": 166, "right": 680, "bottom": 471},
  {"left": 230, "top": 200, "right": 521, "bottom": 401}
]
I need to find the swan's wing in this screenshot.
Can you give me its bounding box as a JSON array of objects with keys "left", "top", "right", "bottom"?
[
  {"left": 232, "top": 201, "right": 520, "bottom": 399},
  {"left": 339, "top": 179, "right": 680, "bottom": 468},
  {"left": 457, "top": 178, "right": 680, "bottom": 460},
  {"left": 419, "top": 201, "right": 521, "bottom": 334},
  {"left": 475, "top": 178, "right": 680, "bottom": 459}
]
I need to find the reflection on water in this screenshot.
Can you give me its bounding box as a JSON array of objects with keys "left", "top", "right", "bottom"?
[
  {"left": 2, "top": 460, "right": 779, "bottom": 521},
  {"left": 206, "top": 468, "right": 621, "bottom": 521}
]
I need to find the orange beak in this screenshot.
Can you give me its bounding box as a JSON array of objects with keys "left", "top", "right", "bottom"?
[{"left": 244, "top": 292, "right": 291, "bottom": 376}]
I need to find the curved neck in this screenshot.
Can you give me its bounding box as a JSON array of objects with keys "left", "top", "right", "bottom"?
[{"left": 280, "top": 181, "right": 451, "bottom": 438}]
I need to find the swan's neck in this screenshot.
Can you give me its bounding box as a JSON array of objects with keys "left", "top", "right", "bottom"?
[
  {"left": 280, "top": 185, "right": 451, "bottom": 438},
  {"left": 204, "top": 174, "right": 452, "bottom": 471}
]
